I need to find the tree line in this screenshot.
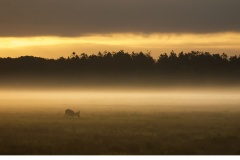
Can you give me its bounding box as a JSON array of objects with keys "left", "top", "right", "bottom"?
[{"left": 0, "top": 50, "right": 240, "bottom": 78}]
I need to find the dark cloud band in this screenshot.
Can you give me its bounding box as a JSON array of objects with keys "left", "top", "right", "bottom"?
[{"left": 1, "top": 0, "right": 240, "bottom": 37}]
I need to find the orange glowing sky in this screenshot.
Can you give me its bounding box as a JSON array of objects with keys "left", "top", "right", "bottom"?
[{"left": 1, "top": 33, "right": 240, "bottom": 59}]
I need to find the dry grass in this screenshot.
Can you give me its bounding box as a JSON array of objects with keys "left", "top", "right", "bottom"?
[{"left": 1, "top": 105, "right": 240, "bottom": 155}]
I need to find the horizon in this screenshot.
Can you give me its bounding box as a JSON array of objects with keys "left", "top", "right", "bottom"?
[
  {"left": 1, "top": 46, "right": 240, "bottom": 60},
  {"left": 1, "top": 33, "right": 240, "bottom": 59}
]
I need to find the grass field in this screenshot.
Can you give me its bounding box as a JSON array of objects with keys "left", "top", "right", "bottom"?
[{"left": 1, "top": 90, "right": 240, "bottom": 155}]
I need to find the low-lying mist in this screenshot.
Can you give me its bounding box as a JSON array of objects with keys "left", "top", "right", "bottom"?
[{"left": 1, "top": 87, "right": 240, "bottom": 113}]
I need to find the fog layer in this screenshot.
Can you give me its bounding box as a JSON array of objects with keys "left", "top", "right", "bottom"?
[{"left": 1, "top": 88, "right": 240, "bottom": 113}]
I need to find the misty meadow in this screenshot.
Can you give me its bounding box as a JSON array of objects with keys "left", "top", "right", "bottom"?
[
  {"left": 1, "top": 0, "right": 240, "bottom": 156},
  {"left": 1, "top": 51, "right": 240, "bottom": 155}
]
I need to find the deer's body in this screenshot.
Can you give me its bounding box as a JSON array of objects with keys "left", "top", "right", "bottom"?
[{"left": 64, "top": 109, "right": 80, "bottom": 118}]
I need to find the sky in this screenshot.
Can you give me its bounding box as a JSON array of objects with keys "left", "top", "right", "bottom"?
[{"left": 0, "top": 0, "right": 240, "bottom": 59}]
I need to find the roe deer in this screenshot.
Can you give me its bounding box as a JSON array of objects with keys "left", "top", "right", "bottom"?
[{"left": 64, "top": 109, "right": 80, "bottom": 118}]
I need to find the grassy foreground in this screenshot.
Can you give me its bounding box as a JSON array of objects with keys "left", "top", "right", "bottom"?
[{"left": 1, "top": 106, "right": 240, "bottom": 155}]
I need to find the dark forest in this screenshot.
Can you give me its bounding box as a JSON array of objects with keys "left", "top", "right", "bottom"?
[{"left": 1, "top": 50, "right": 240, "bottom": 88}]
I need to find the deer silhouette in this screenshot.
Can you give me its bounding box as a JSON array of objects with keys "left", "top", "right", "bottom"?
[{"left": 64, "top": 109, "right": 80, "bottom": 118}]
